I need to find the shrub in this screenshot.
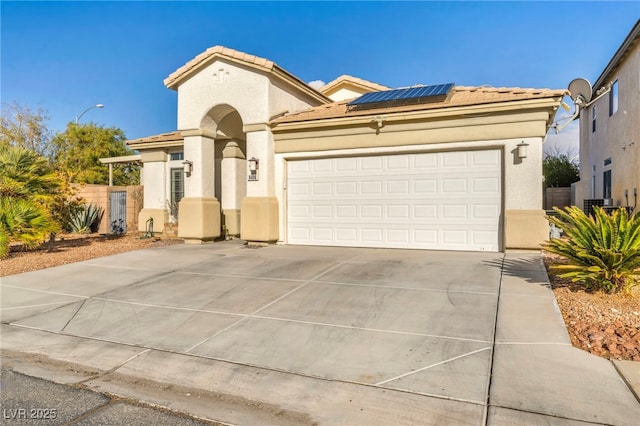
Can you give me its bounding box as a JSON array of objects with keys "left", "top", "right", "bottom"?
[
  {"left": 69, "top": 203, "right": 103, "bottom": 234},
  {"left": 545, "top": 206, "right": 640, "bottom": 293},
  {"left": 0, "top": 197, "right": 57, "bottom": 258}
]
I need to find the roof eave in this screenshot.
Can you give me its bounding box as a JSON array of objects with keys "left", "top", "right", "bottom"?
[
  {"left": 593, "top": 19, "right": 640, "bottom": 92},
  {"left": 271, "top": 96, "right": 565, "bottom": 133},
  {"left": 127, "top": 140, "right": 184, "bottom": 150},
  {"left": 321, "top": 77, "right": 390, "bottom": 95},
  {"left": 164, "top": 52, "right": 330, "bottom": 105}
]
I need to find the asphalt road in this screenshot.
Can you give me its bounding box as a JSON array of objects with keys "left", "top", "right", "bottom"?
[{"left": 0, "top": 368, "right": 219, "bottom": 426}]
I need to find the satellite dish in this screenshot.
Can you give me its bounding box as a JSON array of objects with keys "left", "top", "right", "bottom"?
[{"left": 568, "top": 78, "right": 593, "bottom": 104}]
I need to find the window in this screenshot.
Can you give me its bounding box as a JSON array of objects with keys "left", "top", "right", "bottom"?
[
  {"left": 592, "top": 165, "right": 596, "bottom": 198},
  {"left": 170, "top": 168, "right": 184, "bottom": 218},
  {"left": 603, "top": 170, "right": 612, "bottom": 199},
  {"left": 592, "top": 106, "right": 596, "bottom": 132},
  {"left": 170, "top": 152, "right": 184, "bottom": 161},
  {"left": 609, "top": 80, "right": 618, "bottom": 116}
]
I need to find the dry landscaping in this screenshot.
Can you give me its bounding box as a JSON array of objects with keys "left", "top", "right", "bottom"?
[
  {"left": 543, "top": 253, "right": 639, "bottom": 362},
  {"left": 2, "top": 235, "right": 638, "bottom": 361}
]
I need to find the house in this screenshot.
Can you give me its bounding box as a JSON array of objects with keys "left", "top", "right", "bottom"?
[
  {"left": 129, "top": 46, "right": 565, "bottom": 252},
  {"left": 573, "top": 19, "right": 640, "bottom": 211}
]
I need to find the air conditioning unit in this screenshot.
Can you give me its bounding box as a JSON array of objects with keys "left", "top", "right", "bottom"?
[
  {"left": 584, "top": 199, "right": 605, "bottom": 216},
  {"left": 603, "top": 198, "right": 613, "bottom": 206}
]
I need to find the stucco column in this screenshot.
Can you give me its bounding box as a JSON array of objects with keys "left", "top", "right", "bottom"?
[
  {"left": 137, "top": 150, "right": 168, "bottom": 233},
  {"left": 178, "top": 129, "right": 221, "bottom": 243},
  {"left": 241, "top": 125, "right": 279, "bottom": 242},
  {"left": 221, "top": 140, "right": 246, "bottom": 236},
  {"left": 504, "top": 137, "right": 548, "bottom": 249}
]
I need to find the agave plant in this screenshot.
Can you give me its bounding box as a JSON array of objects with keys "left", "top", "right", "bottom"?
[
  {"left": 69, "top": 203, "right": 104, "bottom": 234},
  {"left": 545, "top": 206, "right": 640, "bottom": 293}
]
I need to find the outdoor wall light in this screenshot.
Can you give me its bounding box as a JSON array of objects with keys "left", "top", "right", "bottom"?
[
  {"left": 517, "top": 141, "right": 529, "bottom": 159},
  {"left": 182, "top": 160, "right": 193, "bottom": 176},
  {"left": 248, "top": 157, "right": 259, "bottom": 181}
]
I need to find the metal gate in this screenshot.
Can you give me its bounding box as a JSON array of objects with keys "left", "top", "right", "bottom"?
[{"left": 109, "top": 191, "right": 127, "bottom": 234}]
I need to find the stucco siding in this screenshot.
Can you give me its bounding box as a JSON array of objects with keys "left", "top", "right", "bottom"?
[
  {"left": 576, "top": 41, "right": 640, "bottom": 210},
  {"left": 268, "top": 78, "right": 325, "bottom": 118},
  {"left": 177, "top": 59, "right": 270, "bottom": 129},
  {"left": 326, "top": 87, "right": 365, "bottom": 102}
]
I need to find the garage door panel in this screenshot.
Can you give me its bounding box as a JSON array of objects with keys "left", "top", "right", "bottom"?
[
  {"left": 473, "top": 177, "right": 500, "bottom": 192},
  {"left": 336, "top": 181, "right": 357, "bottom": 195},
  {"left": 386, "top": 204, "right": 410, "bottom": 219},
  {"left": 361, "top": 181, "right": 383, "bottom": 195},
  {"left": 289, "top": 204, "right": 311, "bottom": 219},
  {"left": 336, "top": 228, "right": 358, "bottom": 242},
  {"left": 336, "top": 205, "right": 357, "bottom": 218},
  {"left": 312, "top": 205, "right": 332, "bottom": 218},
  {"left": 361, "top": 204, "right": 383, "bottom": 218},
  {"left": 361, "top": 229, "right": 383, "bottom": 243},
  {"left": 335, "top": 157, "right": 357, "bottom": 171},
  {"left": 442, "top": 204, "right": 468, "bottom": 219},
  {"left": 312, "top": 228, "right": 332, "bottom": 241},
  {"left": 289, "top": 182, "right": 311, "bottom": 197},
  {"left": 414, "top": 179, "right": 438, "bottom": 193},
  {"left": 287, "top": 150, "right": 501, "bottom": 252},
  {"left": 386, "top": 180, "right": 410, "bottom": 194},
  {"left": 442, "top": 178, "right": 468, "bottom": 193},
  {"left": 387, "top": 155, "right": 410, "bottom": 169},
  {"left": 442, "top": 151, "right": 468, "bottom": 167},
  {"left": 414, "top": 204, "right": 438, "bottom": 219},
  {"left": 361, "top": 156, "right": 384, "bottom": 170},
  {"left": 472, "top": 150, "right": 500, "bottom": 166}
]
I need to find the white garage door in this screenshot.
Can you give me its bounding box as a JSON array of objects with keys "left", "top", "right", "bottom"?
[{"left": 287, "top": 150, "right": 502, "bottom": 252}]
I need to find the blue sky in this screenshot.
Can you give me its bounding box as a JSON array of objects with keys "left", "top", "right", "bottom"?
[{"left": 2, "top": 1, "right": 639, "bottom": 153}]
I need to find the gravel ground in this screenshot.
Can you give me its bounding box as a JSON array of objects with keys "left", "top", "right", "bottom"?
[
  {"left": 544, "top": 253, "right": 640, "bottom": 361},
  {"left": 2, "top": 237, "right": 638, "bottom": 361},
  {"left": 1, "top": 233, "right": 182, "bottom": 277}
]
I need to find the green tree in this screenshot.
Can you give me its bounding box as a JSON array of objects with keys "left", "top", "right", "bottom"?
[
  {"left": 52, "top": 123, "right": 139, "bottom": 185},
  {"left": 0, "top": 102, "right": 54, "bottom": 158},
  {"left": 543, "top": 147, "right": 579, "bottom": 189},
  {"left": 0, "top": 146, "right": 63, "bottom": 257}
]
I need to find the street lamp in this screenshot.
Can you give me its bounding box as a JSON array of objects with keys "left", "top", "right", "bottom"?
[{"left": 75, "top": 104, "right": 104, "bottom": 124}]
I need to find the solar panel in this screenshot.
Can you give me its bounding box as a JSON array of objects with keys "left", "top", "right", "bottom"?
[{"left": 347, "top": 83, "right": 454, "bottom": 108}]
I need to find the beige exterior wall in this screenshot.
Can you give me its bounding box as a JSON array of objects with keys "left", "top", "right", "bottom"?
[
  {"left": 241, "top": 197, "right": 279, "bottom": 243},
  {"left": 325, "top": 86, "right": 367, "bottom": 102},
  {"left": 168, "top": 58, "right": 322, "bottom": 243},
  {"left": 576, "top": 42, "right": 640, "bottom": 210},
  {"left": 273, "top": 104, "right": 554, "bottom": 250}
]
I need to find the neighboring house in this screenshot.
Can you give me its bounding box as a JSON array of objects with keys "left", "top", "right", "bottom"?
[
  {"left": 129, "top": 46, "right": 565, "bottom": 252},
  {"left": 573, "top": 19, "right": 640, "bottom": 211},
  {"left": 318, "top": 74, "right": 390, "bottom": 101}
]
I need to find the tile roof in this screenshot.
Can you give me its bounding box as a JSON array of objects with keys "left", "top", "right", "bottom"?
[
  {"left": 320, "top": 75, "right": 390, "bottom": 95},
  {"left": 127, "top": 131, "right": 184, "bottom": 146},
  {"left": 272, "top": 86, "right": 568, "bottom": 124},
  {"left": 164, "top": 46, "right": 276, "bottom": 88}
]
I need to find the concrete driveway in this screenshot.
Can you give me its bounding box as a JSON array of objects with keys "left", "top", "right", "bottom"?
[{"left": 2, "top": 242, "right": 639, "bottom": 425}]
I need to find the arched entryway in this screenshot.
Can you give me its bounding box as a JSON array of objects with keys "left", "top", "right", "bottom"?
[
  {"left": 177, "top": 104, "right": 247, "bottom": 242},
  {"left": 203, "top": 105, "right": 246, "bottom": 237}
]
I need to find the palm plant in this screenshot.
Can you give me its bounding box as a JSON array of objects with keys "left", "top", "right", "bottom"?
[
  {"left": 0, "top": 146, "right": 61, "bottom": 257},
  {"left": 0, "top": 198, "right": 57, "bottom": 257},
  {"left": 545, "top": 206, "right": 640, "bottom": 293}
]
